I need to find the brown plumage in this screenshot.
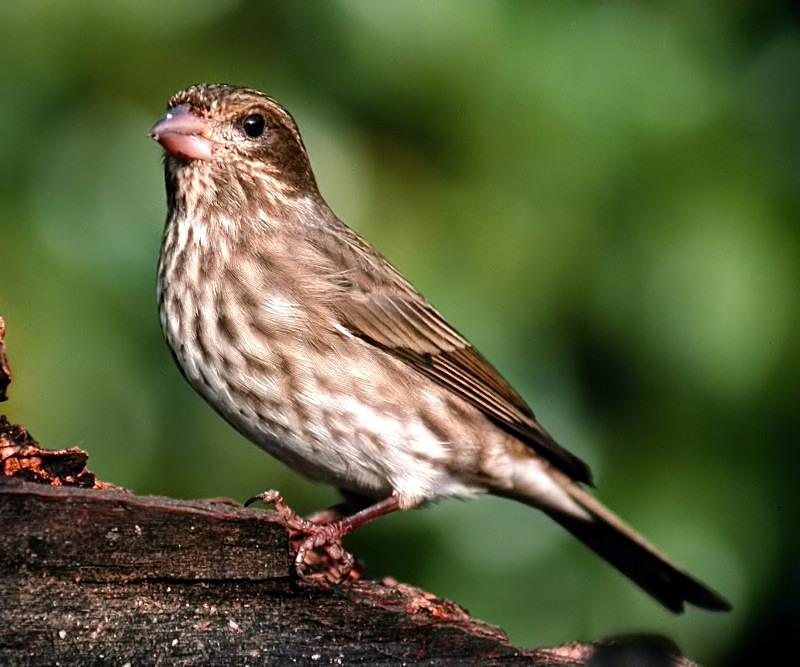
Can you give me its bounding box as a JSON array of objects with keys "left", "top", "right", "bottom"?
[{"left": 150, "top": 83, "right": 731, "bottom": 613}]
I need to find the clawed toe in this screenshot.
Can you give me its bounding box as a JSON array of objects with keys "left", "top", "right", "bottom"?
[
  {"left": 244, "top": 489, "right": 316, "bottom": 533},
  {"left": 294, "top": 527, "right": 355, "bottom": 583},
  {"left": 244, "top": 490, "right": 280, "bottom": 507},
  {"left": 245, "top": 489, "right": 357, "bottom": 582}
]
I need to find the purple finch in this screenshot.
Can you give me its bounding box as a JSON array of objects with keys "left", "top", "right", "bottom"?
[{"left": 149, "top": 84, "right": 730, "bottom": 612}]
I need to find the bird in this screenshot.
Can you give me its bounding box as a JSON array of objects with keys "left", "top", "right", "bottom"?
[{"left": 149, "top": 83, "right": 731, "bottom": 613}]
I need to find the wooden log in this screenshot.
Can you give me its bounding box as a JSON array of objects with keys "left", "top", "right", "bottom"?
[{"left": 0, "top": 478, "right": 695, "bottom": 666}]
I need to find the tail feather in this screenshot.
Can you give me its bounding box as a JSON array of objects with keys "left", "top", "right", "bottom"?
[{"left": 509, "top": 472, "right": 731, "bottom": 613}]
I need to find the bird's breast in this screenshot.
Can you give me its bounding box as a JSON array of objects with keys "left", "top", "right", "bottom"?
[{"left": 156, "top": 211, "right": 497, "bottom": 502}]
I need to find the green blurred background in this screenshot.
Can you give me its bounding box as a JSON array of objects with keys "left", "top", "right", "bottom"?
[{"left": 2, "top": 1, "right": 797, "bottom": 663}]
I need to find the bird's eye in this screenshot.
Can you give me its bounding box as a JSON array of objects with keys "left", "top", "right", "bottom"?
[{"left": 242, "top": 113, "right": 266, "bottom": 138}]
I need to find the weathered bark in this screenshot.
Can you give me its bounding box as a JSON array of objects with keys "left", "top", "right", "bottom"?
[
  {"left": 0, "top": 317, "right": 696, "bottom": 666},
  {"left": 0, "top": 478, "right": 694, "bottom": 666}
]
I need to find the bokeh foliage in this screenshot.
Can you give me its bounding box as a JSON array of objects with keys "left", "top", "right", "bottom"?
[{"left": 1, "top": 1, "right": 797, "bottom": 663}]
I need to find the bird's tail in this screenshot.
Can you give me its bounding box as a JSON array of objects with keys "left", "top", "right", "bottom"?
[{"left": 505, "top": 464, "right": 731, "bottom": 613}]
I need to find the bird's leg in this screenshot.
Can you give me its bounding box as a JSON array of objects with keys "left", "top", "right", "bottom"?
[
  {"left": 306, "top": 489, "right": 374, "bottom": 523},
  {"left": 330, "top": 494, "right": 403, "bottom": 533},
  {"left": 294, "top": 495, "right": 401, "bottom": 574},
  {"left": 303, "top": 505, "right": 346, "bottom": 525},
  {"left": 244, "top": 490, "right": 372, "bottom": 526},
  {"left": 246, "top": 490, "right": 402, "bottom": 582},
  {"left": 304, "top": 490, "right": 374, "bottom": 525}
]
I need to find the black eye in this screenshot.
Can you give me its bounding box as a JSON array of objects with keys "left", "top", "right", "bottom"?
[{"left": 242, "top": 113, "right": 265, "bottom": 138}]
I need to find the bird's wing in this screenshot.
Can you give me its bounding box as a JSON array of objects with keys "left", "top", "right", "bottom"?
[{"left": 323, "top": 226, "right": 593, "bottom": 485}]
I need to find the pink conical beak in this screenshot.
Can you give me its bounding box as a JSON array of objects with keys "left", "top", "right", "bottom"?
[{"left": 149, "top": 104, "right": 213, "bottom": 161}]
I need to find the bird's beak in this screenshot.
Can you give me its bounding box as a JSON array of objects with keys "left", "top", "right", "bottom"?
[{"left": 149, "top": 104, "right": 214, "bottom": 161}]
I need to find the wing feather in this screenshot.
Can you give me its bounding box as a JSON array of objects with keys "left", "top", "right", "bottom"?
[{"left": 318, "top": 222, "right": 593, "bottom": 484}]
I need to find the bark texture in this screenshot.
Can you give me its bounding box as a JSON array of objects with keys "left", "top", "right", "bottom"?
[{"left": 0, "top": 478, "right": 694, "bottom": 666}]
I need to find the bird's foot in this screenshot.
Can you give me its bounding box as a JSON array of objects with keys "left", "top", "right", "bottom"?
[{"left": 245, "top": 490, "right": 358, "bottom": 583}]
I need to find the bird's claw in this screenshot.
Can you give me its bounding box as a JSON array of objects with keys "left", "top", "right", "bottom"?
[
  {"left": 294, "top": 527, "right": 356, "bottom": 583},
  {"left": 245, "top": 489, "right": 357, "bottom": 583},
  {"left": 245, "top": 489, "right": 317, "bottom": 533}
]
